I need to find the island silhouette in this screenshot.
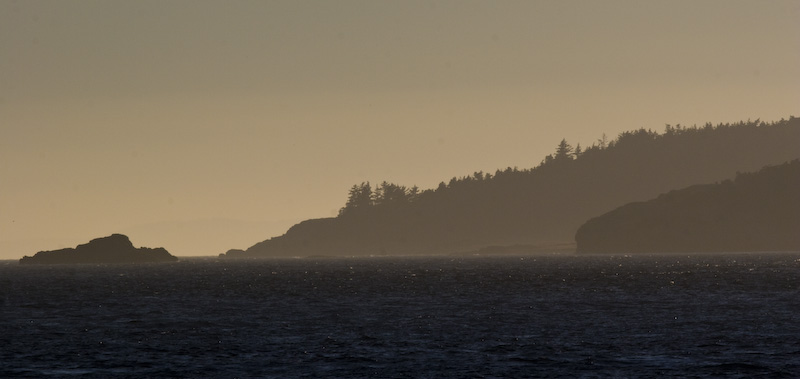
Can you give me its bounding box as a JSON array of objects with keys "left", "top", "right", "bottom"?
[
  {"left": 575, "top": 160, "right": 800, "bottom": 253},
  {"left": 223, "top": 117, "right": 800, "bottom": 257},
  {"left": 19, "top": 234, "right": 177, "bottom": 264}
]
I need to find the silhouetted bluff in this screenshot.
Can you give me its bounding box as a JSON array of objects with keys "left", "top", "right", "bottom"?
[
  {"left": 575, "top": 161, "right": 800, "bottom": 253},
  {"left": 19, "top": 234, "right": 177, "bottom": 264},
  {"left": 223, "top": 117, "right": 800, "bottom": 258}
]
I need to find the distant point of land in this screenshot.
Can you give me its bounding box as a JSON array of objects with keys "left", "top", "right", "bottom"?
[
  {"left": 19, "top": 234, "right": 177, "bottom": 264},
  {"left": 222, "top": 116, "right": 800, "bottom": 258},
  {"left": 575, "top": 160, "right": 800, "bottom": 254}
]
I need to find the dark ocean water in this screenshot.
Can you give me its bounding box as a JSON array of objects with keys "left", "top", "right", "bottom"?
[{"left": 1, "top": 253, "right": 799, "bottom": 378}]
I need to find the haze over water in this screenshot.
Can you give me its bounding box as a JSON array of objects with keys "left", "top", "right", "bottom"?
[
  {"left": 2, "top": 1, "right": 799, "bottom": 259},
  {"left": 3, "top": 1, "right": 799, "bottom": 376}
]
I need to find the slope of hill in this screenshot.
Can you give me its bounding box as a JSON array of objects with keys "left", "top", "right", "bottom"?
[
  {"left": 575, "top": 160, "right": 800, "bottom": 253},
  {"left": 226, "top": 117, "right": 800, "bottom": 257}
]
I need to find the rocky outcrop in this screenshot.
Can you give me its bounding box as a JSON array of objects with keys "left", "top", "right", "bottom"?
[{"left": 19, "top": 234, "right": 178, "bottom": 264}]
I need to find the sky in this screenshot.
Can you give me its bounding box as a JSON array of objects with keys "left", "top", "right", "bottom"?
[{"left": 2, "top": 0, "right": 799, "bottom": 259}]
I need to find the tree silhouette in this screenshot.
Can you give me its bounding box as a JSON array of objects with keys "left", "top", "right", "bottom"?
[
  {"left": 408, "top": 185, "right": 421, "bottom": 202},
  {"left": 339, "top": 182, "right": 373, "bottom": 216},
  {"left": 373, "top": 181, "right": 409, "bottom": 207},
  {"left": 554, "top": 139, "right": 574, "bottom": 161}
]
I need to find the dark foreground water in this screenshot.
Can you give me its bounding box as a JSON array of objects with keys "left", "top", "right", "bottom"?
[{"left": 1, "top": 253, "right": 799, "bottom": 378}]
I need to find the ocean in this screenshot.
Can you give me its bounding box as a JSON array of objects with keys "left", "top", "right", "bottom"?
[{"left": 1, "top": 253, "right": 798, "bottom": 378}]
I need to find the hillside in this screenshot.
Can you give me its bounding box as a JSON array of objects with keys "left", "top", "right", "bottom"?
[
  {"left": 225, "top": 117, "right": 800, "bottom": 257},
  {"left": 575, "top": 161, "right": 800, "bottom": 253}
]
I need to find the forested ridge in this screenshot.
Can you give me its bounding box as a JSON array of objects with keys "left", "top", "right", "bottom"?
[
  {"left": 226, "top": 117, "right": 800, "bottom": 257},
  {"left": 575, "top": 160, "right": 800, "bottom": 253}
]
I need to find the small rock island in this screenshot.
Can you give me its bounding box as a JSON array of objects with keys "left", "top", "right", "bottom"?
[{"left": 19, "top": 234, "right": 178, "bottom": 264}]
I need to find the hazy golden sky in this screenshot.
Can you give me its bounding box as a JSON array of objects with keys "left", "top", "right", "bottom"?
[{"left": 2, "top": 0, "right": 798, "bottom": 258}]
